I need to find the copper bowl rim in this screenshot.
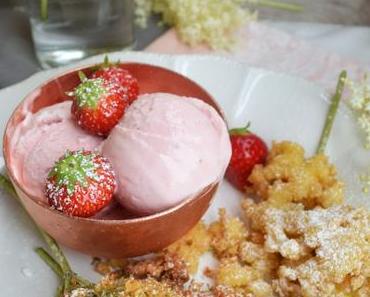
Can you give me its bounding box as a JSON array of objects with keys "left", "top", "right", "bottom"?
[{"left": 3, "top": 62, "right": 226, "bottom": 224}]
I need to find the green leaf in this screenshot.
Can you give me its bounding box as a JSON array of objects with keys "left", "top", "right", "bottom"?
[
  {"left": 74, "top": 78, "right": 106, "bottom": 109},
  {"left": 48, "top": 150, "right": 99, "bottom": 195},
  {"left": 229, "top": 122, "right": 251, "bottom": 136}
]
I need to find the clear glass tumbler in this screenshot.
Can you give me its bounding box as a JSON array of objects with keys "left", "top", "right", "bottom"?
[{"left": 27, "top": 0, "right": 135, "bottom": 68}]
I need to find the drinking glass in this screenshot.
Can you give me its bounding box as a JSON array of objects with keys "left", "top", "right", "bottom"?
[{"left": 27, "top": 0, "right": 135, "bottom": 68}]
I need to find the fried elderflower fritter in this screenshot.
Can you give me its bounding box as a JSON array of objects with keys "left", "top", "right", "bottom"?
[
  {"left": 243, "top": 199, "right": 370, "bottom": 297},
  {"left": 166, "top": 222, "right": 211, "bottom": 274},
  {"left": 74, "top": 141, "right": 368, "bottom": 297},
  {"left": 208, "top": 209, "right": 248, "bottom": 258},
  {"left": 247, "top": 141, "right": 344, "bottom": 209},
  {"left": 208, "top": 210, "right": 278, "bottom": 297}
]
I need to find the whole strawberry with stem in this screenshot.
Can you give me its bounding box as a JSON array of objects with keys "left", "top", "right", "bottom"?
[
  {"left": 226, "top": 123, "right": 268, "bottom": 191},
  {"left": 71, "top": 71, "right": 129, "bottom": 136},
  {"left": 45, "top": 150, "right": 116, "bottom": 217},
  {"left": 91, "top": 56, "right": 139, "bottom": 104}
]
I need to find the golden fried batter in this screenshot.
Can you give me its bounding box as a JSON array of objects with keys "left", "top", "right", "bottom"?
[
  {"left": 82, "top": 141, "right": 369, "bottom": 297},
  {"left": 208, "top": 209, "right": 248, "bottom": 258},
  {"left": 94, "top": 273, "right": 185, "bottom": 296},
  {"left": 166, "top": 222, "right": 211, "bottom": 274},
  {"left": 244, "top": 199, "right": 370, "bottom": 297},
  {"left": 248, "top": 141, "right": 344, "bottom": 209}
]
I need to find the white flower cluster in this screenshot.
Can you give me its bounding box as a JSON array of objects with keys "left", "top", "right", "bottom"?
[
  {"left": 134, "top": 0, "right": 153, "bottom": 28},
  {"left": 346, "top": 74, "right": 370, "bottom": 149},
  {"left": 346, "top": 74, "right": 370, "bottom": 193},
  {"left": 134, "top": 0, "right": 257, "bottom": 50}
]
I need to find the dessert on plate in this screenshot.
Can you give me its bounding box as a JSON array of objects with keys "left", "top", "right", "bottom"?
[
  {"left": 2, "top": 62, "right": 369, "bottom": 297},
  {"left": 3, "top": 59, "right": 231, "bottom": 258},
  {"left": 9, "top": 66, "right": 231, "bottom": 217}
]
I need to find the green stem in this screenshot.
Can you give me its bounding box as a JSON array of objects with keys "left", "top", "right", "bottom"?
[
  {"left": 40, "top": 0, "right": 48, "bottom": 21},
  {"left": 0, "top": 173, "right": 94, "bottom": 291},
  {"left": 55, "top": 284, "right": 64, "bottom": 297},
  {"left": 64, "top": 271, "right": 73, "bottom": 293},
  {"left": 35, "top": 247, "right": 64, "bottom": 278},
  {"left": 75, "top": 274, "right": 94, "bottom": 288},
  {"left": 0, "top": 174, "right": 17, "bottom": 197},
  {"left": 36, "top": 247, "right": 93, "bottom": 289},
  {"left": 41, "top": 233, "right": 72, "bottom": 273},
  {"left": 257, "top": 0, "right": 303, "bottom": 12},
  {"left": 0, "top": 173, "right": 71, "bottom": 274},
  {"left": 316, "top": 70, "right": 347, "bottom": 154}
]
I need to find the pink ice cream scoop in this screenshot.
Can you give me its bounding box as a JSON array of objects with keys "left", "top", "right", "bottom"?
[
  {"left": 102, "top": 93, "right": 231, "bottom": 214},
  {"left": 10, "top": 101, "right": 103, "bottom": 200}
]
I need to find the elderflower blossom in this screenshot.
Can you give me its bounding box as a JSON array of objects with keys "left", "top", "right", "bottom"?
[
  {"left": 134, "top": 0, "right": 257, "bottom": 50},
  {"left": 134, "top": 0, "right": 153, "bottom": 28},
  {"left": 346, "top": 74, "right": 370, "bottom": 149},
  {"left": 346, "top": 74, "right": 370, "bottom": 193}
]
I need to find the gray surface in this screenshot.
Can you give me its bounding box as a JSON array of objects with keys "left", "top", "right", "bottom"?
[
  {"left": 0, "top": 9, "right": 40, "bottom": 88},
  {"left": 257, "top": 0, "right": 370, "bottom": 26},
  {"left": 1, "top": 0, "right": 369, "bottom": 88},
  {"left": 0, "top": 8, "right": 166, "bottom": 88}
]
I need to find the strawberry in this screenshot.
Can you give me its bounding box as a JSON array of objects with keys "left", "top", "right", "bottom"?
[
  {"left": 45, "top": 150, "right": 116, "bottom": 217},
  {"left": 91, "top": 57, "right": 139, "bottom": 104},
  {"left": 226, "top": 124, "right": 268, "bottom": 191},
  {"left": 71, "top": 72, "right": 129, "bottom": 136}
]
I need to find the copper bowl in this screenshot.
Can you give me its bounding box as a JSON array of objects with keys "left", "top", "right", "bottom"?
[{"left": 3, "top": 63, "right": 225, "bottom": 258}]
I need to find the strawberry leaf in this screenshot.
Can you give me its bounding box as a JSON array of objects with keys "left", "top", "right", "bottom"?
[
  {"left": 74, "top": 77, "right": 106, "bottom": 109},
  {"left": 229, "top": 122, "right": 251, "bottom": 136},
  {"left": 48, "top": 150, "right": 99, "bottom": 195}
]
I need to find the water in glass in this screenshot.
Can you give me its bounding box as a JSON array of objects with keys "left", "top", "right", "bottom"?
[{"left": 28, "top": 0, "right": 134, "bottom": 68}]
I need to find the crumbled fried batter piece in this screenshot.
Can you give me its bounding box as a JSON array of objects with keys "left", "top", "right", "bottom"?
[
  {"left": 248, "top": 141, "right": 344, "bottom": 209},
  {"left": 208, "top": 210, "right": 276, "bottom": 297},
  {"left": 208, "top": 209, "right": 248, "bottom": 258},
  {"left": 124, "top": 253, "right": 189, "bottom": 287},
  {"left": 239, "top": 240, "right": 280, "bottom": 281},
  {"left": 94, "top": 273, "right": 185, "bottom": 296},
  {"left": 167, "top": 222, "right": 211, "bottom": 274},
  {"left": 243, "top": 199, "right": 311, "bottom": 260},
  {"left": 92, "top": 258, "right": 128, "bottom": 275},
  {"left": 211, "top": 257, "right": 274, "bottom": 297},
  {"left": 214, "top": 257, "right": 255, "bottom": 288},
  {"left": 94, "top": 253, "right": 189, "bottom": 287},
  {"left": 211, "top": 285, "right": 245, "bottom": 297},
  {"left": 244, "top": 199, "right": 370, "bottom": 297}
]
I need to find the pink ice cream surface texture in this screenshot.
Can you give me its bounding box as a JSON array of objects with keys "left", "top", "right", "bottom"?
[
  {"left": 102, "top": 93, "right": 231, "bottom": 214},
  {"left": 10, "top": 101, "right": 103, "bottom": 200}
]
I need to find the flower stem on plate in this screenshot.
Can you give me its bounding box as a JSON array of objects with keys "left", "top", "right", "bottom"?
[
  {"left": 256, "top": 0, "right": 303, "bottom": 12},
  {"left": 55, "top": 285, "right": 63, "bottom": 297},
  {"left": 0, "top": 173, "right": 93, "bottom": 295},
  {"left": 0, "top": 174, "right": 17, "bottom": 197},
  {"left": 40, "top": 0, "right": 48, "bottom": 21},
  {"left": 35, "top": 247, "right": 64, "bottom": 278},
  {"left": 317, "top": 70, "right": 347, "bottom": 154}
]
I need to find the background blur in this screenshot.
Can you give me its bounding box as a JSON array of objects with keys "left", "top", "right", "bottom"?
[{"left": 0, "top": 0, "right": 369, "bottom": 88}]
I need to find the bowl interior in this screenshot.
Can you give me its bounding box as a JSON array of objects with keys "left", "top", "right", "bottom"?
[{"left": 3, "top": 62, "right": 224, "bottom": 222}]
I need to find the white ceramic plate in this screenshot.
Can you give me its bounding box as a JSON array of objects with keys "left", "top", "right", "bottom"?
[{"left": 0, "top": 52, "right": 368, "bottom": 296}]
